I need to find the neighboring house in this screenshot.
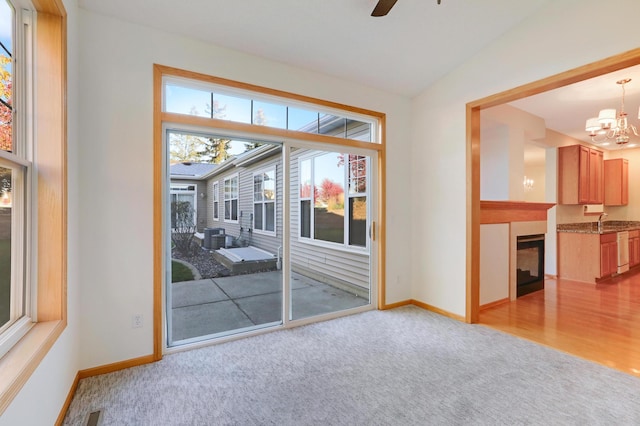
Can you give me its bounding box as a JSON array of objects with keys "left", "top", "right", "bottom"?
[
  {"left": 195, "top": 141, "right": 370, "bottom": 293},
  {"left": 170, "top": 162, "right": 218, "bottom": 232},
  {"left": 170, "top": 142, "right": 371, "bottom": 294}
]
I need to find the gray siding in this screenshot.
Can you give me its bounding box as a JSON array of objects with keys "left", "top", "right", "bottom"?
[
  {"left": 289, "top": 148, "right": 370, "bottom": 291},
  {"left": 203, "top": 146, "right": 370, "bottom": 292},
  {"left": 206, "top": 155, "right": 283, "bottom": 256}
]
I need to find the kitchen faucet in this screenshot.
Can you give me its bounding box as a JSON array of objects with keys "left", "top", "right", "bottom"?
[{"left": 597, "top": 212, "right": 608, "bottom": 232}]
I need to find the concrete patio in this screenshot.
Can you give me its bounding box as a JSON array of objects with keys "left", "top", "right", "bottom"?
[{"left": 170, "top": 270, "right": 369, "bottom": 343}]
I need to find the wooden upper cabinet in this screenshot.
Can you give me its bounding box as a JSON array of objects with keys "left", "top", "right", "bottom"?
[
  {"left": 604, "top": 158, "right": 629, "bottom": 206},
  {"left": 558, "top": 144, "right": 604, "bottom": 205}
]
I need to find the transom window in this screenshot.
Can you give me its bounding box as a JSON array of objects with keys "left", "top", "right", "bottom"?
[
  {"left": 224, "top": 174, "right": 239, "bottom": 222},
  {"left": 253, "top": 168, "right": 275, "bottom": 233},
  {"left": 163, "top": 78, "right": 376, "bottom": 143}
]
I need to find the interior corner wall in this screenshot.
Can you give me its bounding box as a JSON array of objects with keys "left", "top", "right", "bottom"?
[
  {"left": 410, "top": 0, "right": 640, "bottom": 317},
  {"left": 75, "top": 9, "right": 412, "bottom": 369},
  {"left": 480, "top": 125, "right": 509, "bottom": 200},
  {"left": 0, "top": 0, "right": 81, "bottom": 424}
]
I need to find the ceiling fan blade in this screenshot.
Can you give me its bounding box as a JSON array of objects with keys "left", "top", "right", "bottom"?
[{"left": 371, "top": 0, "right": 398, "bottom": 17}]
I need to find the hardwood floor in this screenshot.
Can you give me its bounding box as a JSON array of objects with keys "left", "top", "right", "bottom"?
[{"left": 479, "top": 271, "right": 640, "bottom": 377}]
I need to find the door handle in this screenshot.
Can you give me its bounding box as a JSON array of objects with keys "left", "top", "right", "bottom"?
[{"left": 369, "top": 221, "right": 376, "bottom": 241}]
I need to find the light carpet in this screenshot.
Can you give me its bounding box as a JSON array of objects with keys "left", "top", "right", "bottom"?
[{"left": 63, "top": 306, "right": 640, "bottom": 425}]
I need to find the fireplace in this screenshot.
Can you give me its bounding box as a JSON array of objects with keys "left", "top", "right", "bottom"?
[{"left": 516, "top": 234, "right": 545, "bottom": 297}]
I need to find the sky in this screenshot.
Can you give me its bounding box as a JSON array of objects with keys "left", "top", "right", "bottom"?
[
  {"left": 165, "top": 85, "right": 325, "bottom": 134},
  {"left": 0, "top": 0, "right": 11, "bottom": 55}
]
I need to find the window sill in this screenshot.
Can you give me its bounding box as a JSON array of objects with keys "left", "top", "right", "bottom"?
[{"left": 0, "top": 320, "right": 65, "bottom": 414}]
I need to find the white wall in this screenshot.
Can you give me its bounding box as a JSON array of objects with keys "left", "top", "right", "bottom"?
[
  {"left": 0, "top": 0, "right": 81, "bottom": 424},
  {"left": 75, "top": 10, "right": 412, "bottom": 369},
  {"left": 479, "top": 224, "right": 509, "bottom": 305},
  {"left": 480, "top": 124, "right": 510, "bottom": 199},
  {"left": 411, "top": 0, "right": 640, "bottom": 317}
]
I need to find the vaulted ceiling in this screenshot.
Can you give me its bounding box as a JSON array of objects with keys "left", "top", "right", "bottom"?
[
  {"left": 77, "top": 0, "right": 553, "bottom": 97},
  {"left": 78, "top": 0, "right": 640, "bottom": 148}
]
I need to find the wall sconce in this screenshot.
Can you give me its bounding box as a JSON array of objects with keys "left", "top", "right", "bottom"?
[
  {"left": 200, "top": 192, "right": 206, "bottom": 199},
  {"left": 523, "top": 176, "right": 534, "bottom": 192}
]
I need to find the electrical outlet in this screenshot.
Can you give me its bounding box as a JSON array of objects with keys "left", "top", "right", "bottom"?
[{"left": 132, "top": 314, "right": 143, "bottom": 328}]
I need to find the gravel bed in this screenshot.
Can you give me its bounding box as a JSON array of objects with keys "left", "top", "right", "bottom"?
[{"left": 172, "top": 244, "right": 230, "bottom": 279}]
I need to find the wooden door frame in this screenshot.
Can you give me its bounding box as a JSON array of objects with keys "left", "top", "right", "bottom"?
[{"left": 466, "top": 48, "right": 640, "bottom": 323}]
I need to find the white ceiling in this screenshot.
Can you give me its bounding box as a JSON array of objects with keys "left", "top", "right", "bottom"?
[
  {"left": 510, "top": 65, "right": 640, "bottom": 150},
  {"left": 77, "top": 0, "right": 553, "bottom": 97}
]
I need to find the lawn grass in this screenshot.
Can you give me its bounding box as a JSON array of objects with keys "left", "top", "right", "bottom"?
[
  {"left": 0, "top": 239, "right": 10, "bottom": 324},
  {"left": 172, "top": 260, "right": 194, "bottom": 282}
]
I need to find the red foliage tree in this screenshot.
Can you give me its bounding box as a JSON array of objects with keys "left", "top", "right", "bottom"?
[
  {"left": 318, "top": 178, "right": 343, "bottom": 204},
  {"left": 0, "top": 54, "right": 11, "bottom": 152}
]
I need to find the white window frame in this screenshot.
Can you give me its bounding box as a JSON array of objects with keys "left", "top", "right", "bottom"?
[
  {"left": 252, "top": 166, "right": 276, "bottom": 235},
  {"left": 298, "top": 152, "right": 368, "bottom": 252},
  {"left": 224, "top": 174, "right": 239, "bottom": 223},
  {"left": 0, "top": 2, "right": 35, "bottom": 360},
  {"left": 345, "top": 154, "right": 368, "bottom": 248},
  {"left": 212, "top": 181, "right": 219, "bottom": 221},
  {"left": 169, "top": 184, "right": 197, "bottom": 230}
]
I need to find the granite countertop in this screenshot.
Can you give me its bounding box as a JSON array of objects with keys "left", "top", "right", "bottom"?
[{"left": 557, "top": 221, "right": 640, "bottom": 234}]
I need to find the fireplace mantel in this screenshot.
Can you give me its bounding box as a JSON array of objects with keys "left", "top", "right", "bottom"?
[{"left": 480, "top": 201, "right": 555, "bottom": 224}]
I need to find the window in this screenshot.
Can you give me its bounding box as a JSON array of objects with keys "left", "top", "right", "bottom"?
[
  {"left": 0, "top": 0, "right": 66, "bottom": 411},
  {"left": 253, "top": 168, "right": 275, "bottom": 233},
  {"left": 212, "top": 181, "right": 219, "bottom": 220},
  {"left": 299, "top": 153, "right": 367, "bottom": 248},
  {"left": 170, "top": 184, "right": 196, "bottom": 230},
  {"left": 0, "top": 0, "right": 34, "bottom": 360},
  {"left": 164, "top": 78, "right": 376, "bottom": 143},
  {"left": 347, "top": 155, "right": 367, "bottom": 247},
  {"left": 224, "top": 174, "right": 238, "bottom": 222}
]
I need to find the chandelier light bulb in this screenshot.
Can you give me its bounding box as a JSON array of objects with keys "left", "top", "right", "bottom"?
[
  {"left": 598, "top": 108, "right": 617, "bottom": 128},
  {"left": 586, "top": 78, "right": 639, "bottom": 146}
]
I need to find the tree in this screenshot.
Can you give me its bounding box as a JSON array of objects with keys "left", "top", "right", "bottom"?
[
  {"left": 317, "top": 178, "right": 344, "bottom": 211},
  {"left": 169, "top": 132, "right": 207, "bottom": 163},
  {"left": 171, "top": 200, "right": 197, "bottom": 255},
  {"left": 169, "top": 102, "right": 233, "bottom": 163},
  {"left": 200, "top": 136, "right": 232, "bottom": 164},
  {"left": 169, "top": 100, "right": 233, "bottom": 164},
  {"left": 0, "top": 54, "right": 12, "bottom": 152},
  {"left": 338, "top": 154, "right": 367, "bottom": 193},
  {"left": 205, "top": 99, "right": 227, "bottom": 120},
  {"left": 243, "top": 108, "right": 266, "bottom": 152},
  {"left": 0, "top": 167, "right": 10, "bottom": 202}
]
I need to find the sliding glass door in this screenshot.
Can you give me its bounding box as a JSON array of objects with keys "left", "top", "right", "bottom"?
[
  {"left": 288, "top": 147, "right": 375, "bottom": 321},
  {"left": 166, "top": 130, "right": 284, "bottom": 346}
]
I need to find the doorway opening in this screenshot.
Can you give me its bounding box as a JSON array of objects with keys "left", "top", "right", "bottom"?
[{"left": 468, "top": 48, "right": 640, "bottom": 323}]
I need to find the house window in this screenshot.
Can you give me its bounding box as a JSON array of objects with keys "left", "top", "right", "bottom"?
[
  {"left": 253, "top": 168, "right": 275, "bottom": 233},
  {"left": 224, "top": 174, "right": 239, "bottom": 222},
  {"left": 212, "top": 181, "right": 219, "bottom": 220},
  {"left": 170, "top": 184, "right": 196, "bottom": 230},
  {"left": 299, "top": 153, "right": 367, "bottom": 248},
  {"left": 0, "top": 0, "right": 34, "bottom": 359},
  {"left": 347, "top": 155, "right": 367, "bottom": 247}
]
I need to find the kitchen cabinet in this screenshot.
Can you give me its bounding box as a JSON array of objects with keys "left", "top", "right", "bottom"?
[
  {"left": 600, "top": 233, "right": 618, "bottom": 278},
  {"left": 629, "top": 230, "right": 640, "bottom": 268},
  {"left": 604, "top": 158, "right": 628, "bottom": 206},
  {"left": 558, "top": 144, "right": 604, "bottom": 205},
  {"left": 557, "top": 231, "right": 618, "bottom": 283}
]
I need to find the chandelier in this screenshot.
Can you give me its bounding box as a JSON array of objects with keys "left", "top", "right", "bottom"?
[{"left": 585, "top": 78, "right": 640, "bottom": 145}]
